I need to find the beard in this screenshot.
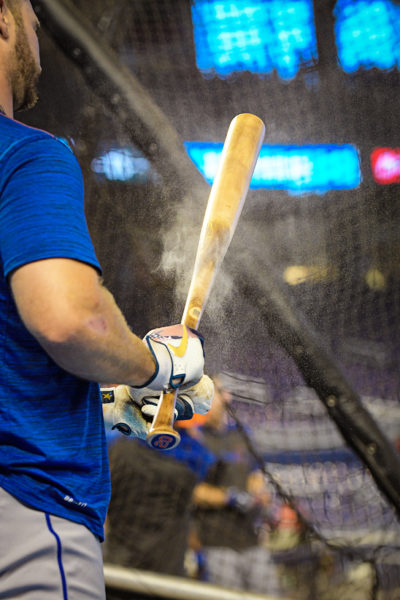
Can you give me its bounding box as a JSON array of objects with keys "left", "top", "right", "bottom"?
[{"left": 10, "top": 14, "right": 41, "bottom": 112}]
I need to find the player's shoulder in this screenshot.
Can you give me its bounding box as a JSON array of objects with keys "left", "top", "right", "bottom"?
[{"left": 0, "top": 114, "right": 75, "bottom": 162}]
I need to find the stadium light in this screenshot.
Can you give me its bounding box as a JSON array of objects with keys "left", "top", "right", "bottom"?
[
  {"left": 334, "top": 0, "right": 400, "bottom": 72},
  {"left": 185, "top": 142, "right": 361, "bottom": 194},
  {"left": 91, "top": 149, "right": 155, "bottom": 182},
  {"left": 191, "top": 0, "right": 318, "bottom": 80},
  {"left": 371, "top": 148, "right": 400, "bottom": 184},
  {"left": 283, "top": 265, "right": 338, "bottom": 285}
]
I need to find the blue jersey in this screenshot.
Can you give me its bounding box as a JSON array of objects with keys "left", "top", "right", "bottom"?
[
  {"left": 0, "top": 115, "right": 110, "bottom": 540},
  {"left": 167, "top": 428, "right": 217, "bottom": 480}
]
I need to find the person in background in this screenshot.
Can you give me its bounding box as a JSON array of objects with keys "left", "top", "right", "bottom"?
[
  {"left": 103, "top": 376, "right": 284, "bottom": 596},
  {"left": 177, "top": 375, "right": 282, "bottom": 595}
]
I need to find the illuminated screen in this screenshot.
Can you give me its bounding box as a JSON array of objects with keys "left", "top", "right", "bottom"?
[
  {"left": 334, "top": 0, "right": 400, "bottom": 72},
  {"left": 91, "top": 149, "right": 154, "bottom": 182},
  {"left": 185, "top": 143, "right": 361, "bottom": 194},
  {"left": 191, "top": 0, "right": 318, "bottom": 80},
  {"left": 371, "top": 148, "right": 400, "bottom": 184}
]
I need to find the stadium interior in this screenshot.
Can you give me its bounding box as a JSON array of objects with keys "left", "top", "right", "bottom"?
[{"left": 25, "top": 1, "right": 400, "bottom": 598}]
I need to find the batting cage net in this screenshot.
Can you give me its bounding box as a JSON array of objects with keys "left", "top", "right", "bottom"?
[{"left": 29, "top": 1, "right": 400, "bottom": 599}]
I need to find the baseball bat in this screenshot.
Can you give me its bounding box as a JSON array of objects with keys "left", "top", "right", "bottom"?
[{"left": 146, "top": 113, "right": 265, "bottom": 450}]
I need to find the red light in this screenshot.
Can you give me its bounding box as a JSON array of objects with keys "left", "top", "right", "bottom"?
[{"left": 371, "top": 148, "right": 400, "bottom": 185}]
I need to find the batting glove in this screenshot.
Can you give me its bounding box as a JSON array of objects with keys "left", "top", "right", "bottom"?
[
  {"left": 103, "top": 375, "right": 214, "bottom": 439},
  {"left": 102, "top": 385, "right": 149, "bottom": 440},
  {"left": 138, "top": 324, "right": 205, "bottom": 391},
  {"left": 226, "top": 487, "right": 258, "bottom": 514},
  {"left": 130, "top": 374, "right": 214, "bottom": 422}
]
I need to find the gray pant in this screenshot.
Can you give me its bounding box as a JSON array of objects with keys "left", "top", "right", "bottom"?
[
  {"left": 204, "top": 546, "right": 282, "bottom": 595},
  {"left": 0, "top": 487, "right": 105, "bottom": 599}
]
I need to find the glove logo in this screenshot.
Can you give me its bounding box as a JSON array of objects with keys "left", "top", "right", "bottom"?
[
  {"left": 168, "top": 324, "right": 188, "bottom": 358},
  {"left": 153, "top": 324, "right": 188, "bottom": 358},
  {"left": 101, "top": 390, "right": 114, "bottom": 403}
]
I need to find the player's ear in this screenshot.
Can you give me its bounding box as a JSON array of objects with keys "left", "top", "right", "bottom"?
[{"left": 0, "top": 0, "right": 10, "bottom": 41}]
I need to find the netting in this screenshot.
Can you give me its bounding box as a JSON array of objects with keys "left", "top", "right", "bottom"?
[{"left": 28, "top": 0, "right": 400, "bottom": 598}]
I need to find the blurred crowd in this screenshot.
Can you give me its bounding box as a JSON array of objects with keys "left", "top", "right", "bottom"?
[{"left": 103, "top": 375, "right": 312, "bottom": 599}]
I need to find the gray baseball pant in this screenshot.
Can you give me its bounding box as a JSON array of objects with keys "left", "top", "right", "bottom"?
[{"left": 0, "top": 487, "right": 105, "bottom": 599}]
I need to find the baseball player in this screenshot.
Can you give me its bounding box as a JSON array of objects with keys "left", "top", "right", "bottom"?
[{"left": 0, "top": 1, "right": 211, "bottom": 598}]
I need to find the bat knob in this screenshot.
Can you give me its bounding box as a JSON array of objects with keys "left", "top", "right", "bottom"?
[{"left": 146, "top": 429, "right": 181, "bottom": 450}]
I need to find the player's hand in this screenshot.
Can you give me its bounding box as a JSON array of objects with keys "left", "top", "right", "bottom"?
[
  {"left": 226, "top": 487, "right": 259, "bottom": 514},
  {"left": 106, "top": 385, "right": 150, "bottom": 440},
  {"left": 137, "top": 324, "right": 205, "bottom": 391},
  {"left": 103, "top": 375, "right": 213, "bottom": 439},
  {"left": 128, "top": 374, "right": 214, "bottom": 422}
]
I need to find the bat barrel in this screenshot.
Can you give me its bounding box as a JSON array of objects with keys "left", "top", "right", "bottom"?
[{"left": 181, "top": 113, "right": 265, "bottom": 329}]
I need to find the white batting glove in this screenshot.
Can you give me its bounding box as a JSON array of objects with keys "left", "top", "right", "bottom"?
[
  {"left": 138, "top": 324, "right": 205, "bottom": 391},
  {"left": 103, "top": 385, "right": 150, "bottom": 440},
  {"left": 129, "top": 374, "right": 214, "bottom": 422},
  {"left": 102, "top": 376, "right": 214, "bottom": 439}
]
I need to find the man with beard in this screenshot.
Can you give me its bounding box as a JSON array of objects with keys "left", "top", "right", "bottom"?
[{"left": 0, "top": 1, "right": 211, "bottom": 598}]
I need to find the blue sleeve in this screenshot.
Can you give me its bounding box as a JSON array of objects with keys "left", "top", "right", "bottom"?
[
  {"left": 0, "top": 134, "right": 101, "bottom": 277},
  {"left": 167, "top": 431, "right": 217, "bottom": 481}
]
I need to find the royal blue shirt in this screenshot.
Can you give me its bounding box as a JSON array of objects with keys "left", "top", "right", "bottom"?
[{"left": 0, "top": 115, "right": 110, "bottom": 540}]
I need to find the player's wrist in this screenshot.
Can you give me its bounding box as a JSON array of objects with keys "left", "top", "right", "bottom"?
[
  {"left": 129, "top": 344, "right": 158, "bottom": 388},
  {"left": 133, "top": 340, "right": 170, "bottom": 390},
  {"left": 226, "top": 487, "right": 254, "bottom": 512},
  {"left": 133, "top": 324, "right": 205, "bottom": 392}
]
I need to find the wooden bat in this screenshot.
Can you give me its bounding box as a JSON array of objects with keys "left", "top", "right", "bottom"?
[{"left": 146, "top": 113, "right": 265, "bottom": 450}]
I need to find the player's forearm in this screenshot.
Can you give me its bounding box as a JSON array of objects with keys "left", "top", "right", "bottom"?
[
  {"left": 10, "top": 259, "right": 157, "bottom": 386},
  {"left": 36, "top": 285, "right": 156, "bottom": 386}
]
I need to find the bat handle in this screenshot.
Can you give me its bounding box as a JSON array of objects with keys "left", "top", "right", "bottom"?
[{"left": 146, "top": 389, "right": 181, "bottom": 450}]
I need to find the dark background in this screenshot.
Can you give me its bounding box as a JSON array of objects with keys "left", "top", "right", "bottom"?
[
  {"left": 17, "top": 2, "right": 400, "bottom": 591},
  {"left": 22, "top": 0, "right": 400, "bottom": 392}
]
